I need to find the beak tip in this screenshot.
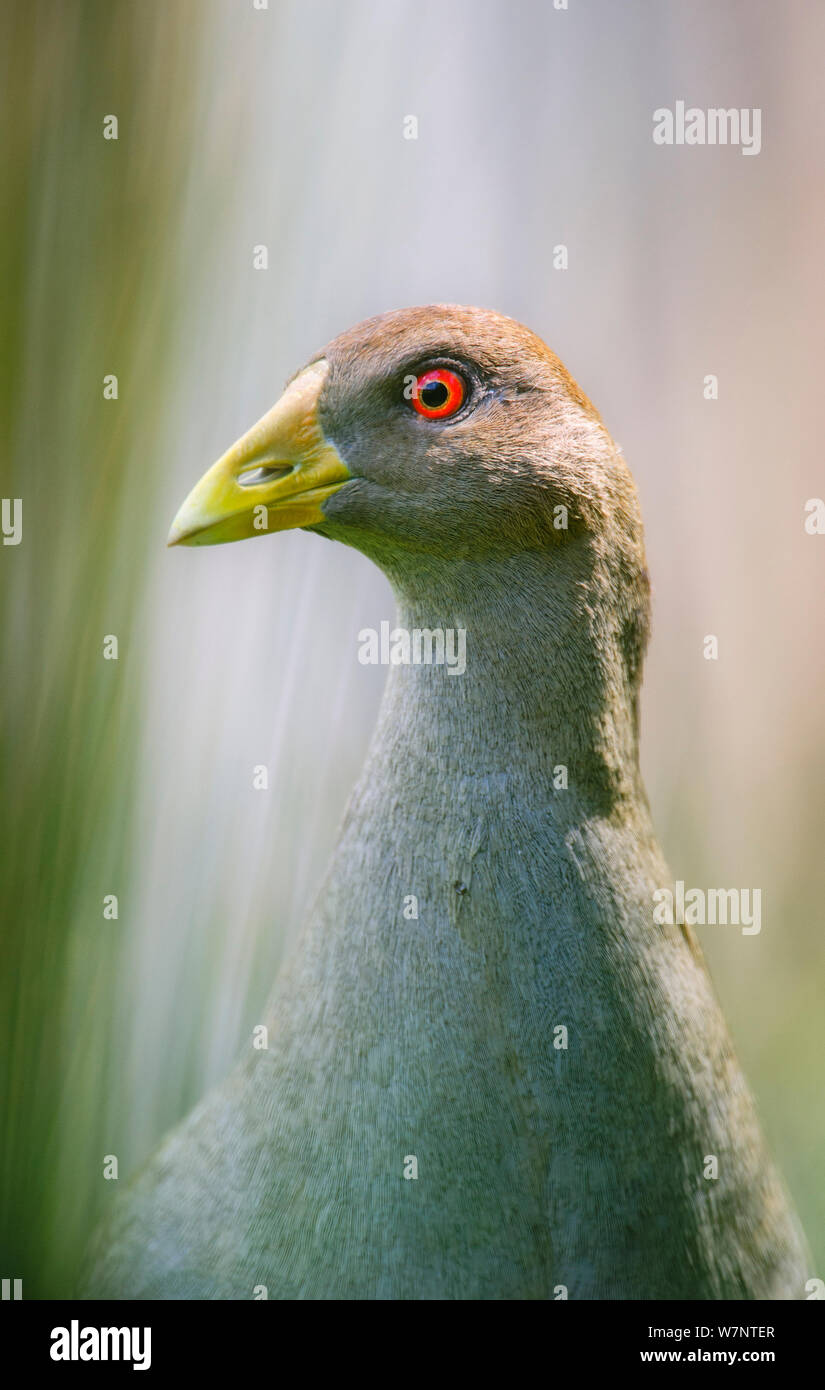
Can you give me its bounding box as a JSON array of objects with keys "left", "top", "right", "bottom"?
[{"left": 167, "top": 505, "right": 195, "bottom": 547}]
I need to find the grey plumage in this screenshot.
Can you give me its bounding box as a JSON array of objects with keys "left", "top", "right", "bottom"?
[{"left": 81, "top": 306, "right": 809, "bottom": 1299}]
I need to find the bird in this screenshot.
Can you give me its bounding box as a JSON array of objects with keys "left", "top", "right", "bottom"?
[{"left": 81, "top": 304, "right": 810, "bottom": 1300}]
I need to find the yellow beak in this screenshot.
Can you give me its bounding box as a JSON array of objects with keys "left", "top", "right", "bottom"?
[{"left": 167, "top": 359, "right": 350, "bottom": 546}]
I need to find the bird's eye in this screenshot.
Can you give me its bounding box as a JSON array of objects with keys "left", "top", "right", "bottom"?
[{"left": 410, "top": 367, "right": 466, "bottom": 419}]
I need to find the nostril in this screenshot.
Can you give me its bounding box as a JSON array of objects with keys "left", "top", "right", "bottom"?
[{"left": 236, "top": 463, "right": 293, "bottom": 489}]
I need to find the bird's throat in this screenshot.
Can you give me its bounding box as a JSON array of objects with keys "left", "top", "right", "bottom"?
[{"left": 366, "top": 545, "right": 646, "bottom": 822}]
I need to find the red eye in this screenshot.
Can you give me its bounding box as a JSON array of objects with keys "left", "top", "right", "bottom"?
[{"left": 410, "top": 368, "right": 466, "bottom": 419}]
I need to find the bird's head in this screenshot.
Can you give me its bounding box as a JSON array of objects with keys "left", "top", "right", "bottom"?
[
  {"left": 168, "top": 304, "right": 647, "bottom": 580},
  {"left": 169, "top": 305, "right": 653, "bottom": 779}
]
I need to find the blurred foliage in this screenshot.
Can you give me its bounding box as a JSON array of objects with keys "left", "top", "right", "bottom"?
[{"left": 0, "top": 0, "right": 210, "bottom": 1295}]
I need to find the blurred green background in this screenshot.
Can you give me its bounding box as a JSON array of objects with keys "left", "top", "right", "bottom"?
[{"left": 1, "top": 0, "right": 823, "bottom": 1297}]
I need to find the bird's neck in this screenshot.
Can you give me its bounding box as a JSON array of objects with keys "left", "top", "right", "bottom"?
[{"left": 367, "top": 544, "right": 646, "bottom": 820}]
